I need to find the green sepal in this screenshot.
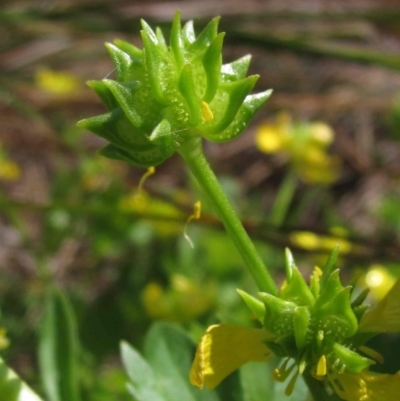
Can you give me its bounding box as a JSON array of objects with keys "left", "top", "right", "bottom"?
[
  {"left": 140, "top": 21, "right": 167, "bottom": 104},
  {"left": 317, "top": 287, "right": 358, "bottom": 339},
  {"left": 102, "top": 79, "right": 143, "bottom": 128},
  {"left": 149, "top": 119, "right": 173, "bottom": 152},
  {"left": 113, "top": 39, "right": 143, "bottom": 63},
  {"left": 320, "top": 244, "right": 340, "bottom": 288},
  {"left": 201, "top": 90, "right": 272, "bottom": 142},
  {"left": 182, "top": 20, "right": 195, "bottom": 45},
  {"left": 221, "top": 55, "right": 252, "bottom": 81},
  {"left": 170, "top": 11, "right": 184, "bottom": 69},
  {"left": 293, "top": 306, "right": 310, "bottom": 349},
  {"left": 86, "top": 80, "right": 119, "bottom": 111},
  {"left": 332, "top": 343, "right": 374, "bottom": 373},
  {"left": 236, "top": 289, "right": 265, "bottom": 323},
  {"left": 178, "top": 64, "right": 201, "bottom": 126},
  {"left": 281, "top": 249, "right": 314, "bottom": 307},
  {"left": 259, "top": 292, "right": 297, "bottom": 336},
  {"left": 188, "top": 16, "right": 220, "bottom": 55},
  {"left": 202, "top": 32, "right": 224, "bottom": 102},
  {"left": 105, "top": 43, "right": 135, "bottom": 82}
]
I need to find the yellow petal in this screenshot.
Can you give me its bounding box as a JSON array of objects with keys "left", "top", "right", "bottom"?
[
  {"left": 334, "top": 370, "right": 400, "bottom": 401},
  {"left": 255, "top": 124, "right": 287, "bottom": 153},
  {"left": 190, "top": 324, "right": 274, "bottom": 389},
  {"left": 359, "top": 278, "right": 400, "bottom": 333}
]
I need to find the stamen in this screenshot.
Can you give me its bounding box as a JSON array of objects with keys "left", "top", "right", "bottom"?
[
  {"left": 201, "top": 101, "right": 214, "bottom": 122},
  {"left": 316, "top": 355, "right": 327, "bottom": 376},
  {"left": 359, "top": 345, "right": 384, "bottom": 364},
  {"left": 273, "top": 358, "right": 296, "bottom": 382},
  {"left": 183, "top": 201, "right": 201, "bottom": 248},
  {"left": 285, "top": 369, "right": 300, "bottom": 396},
  {"left": 136, "top": 166, "right": 155, "bottom": 197}
]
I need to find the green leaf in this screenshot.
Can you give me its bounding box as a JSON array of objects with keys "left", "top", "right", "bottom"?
[
  {"left": 0, "top": 357, "right": 44, "bottom": 401},
  {"left": 144, "top": 323, "right": 220, "bottom": 401},
  {"left": 239, "top": 361, "right": 275, "bottom": 401},
  {"left": 38, "top": 286, "right": 81, "bottom": 401},
  {"left": 120, "top": 341, "right": 165, "bottom": 401}
]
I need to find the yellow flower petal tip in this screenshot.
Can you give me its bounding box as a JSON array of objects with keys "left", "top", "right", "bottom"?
[
  {"left": 359, "top": 277, "right": 400, "bottom": 333},
  {"left": 190, "top": 324, "right": 274, "bottom": 389}
]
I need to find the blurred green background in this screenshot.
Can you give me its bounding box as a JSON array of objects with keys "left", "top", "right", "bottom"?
[{"left": 1, "top": 0, "right": 400, "bottom": 399}]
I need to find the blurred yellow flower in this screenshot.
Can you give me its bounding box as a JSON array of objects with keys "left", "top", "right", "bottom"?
[
  {"left": 119, "top": 190, "right": 184, "bottom": 236},
  {"left": 0, "top": 160, "right": 20, "bottom": 181},
  {"left": 256, "top": 112, "right": 340, "bottom": 184},
  {"left": 362, "top": 265, "right": 397, "bottom": 301},
  {"left": 289, "top": 230, "right": 352, "bottom": 254},
  {"left": 142, "top": 274, "right": 216, "bottom": 322},
  {"left": 35, "top": 67, "right": 81, "bottom": 95}
]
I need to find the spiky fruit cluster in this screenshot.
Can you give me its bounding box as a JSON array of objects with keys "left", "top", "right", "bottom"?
[
  {"left": 77, "top": 11, "right": 271, "bottom": 168},
  {"left": 239, "top": 247, "right": 375, "bottom": 377}
]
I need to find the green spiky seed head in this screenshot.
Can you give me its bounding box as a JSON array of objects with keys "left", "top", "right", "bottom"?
[{"left": 77, "top": 11, "right": 272, "bottom": 167}]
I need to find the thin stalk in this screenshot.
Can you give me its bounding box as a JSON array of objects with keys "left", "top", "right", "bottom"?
[
  {"left": 270, "top": 171, "right": 297, "bottom": 227},
  {"left": 179, "top": 137, "right": 277, "bottom": 295}
]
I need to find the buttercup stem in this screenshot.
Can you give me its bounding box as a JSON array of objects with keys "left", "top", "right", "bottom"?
[{"left": 178, "top": 136, "right": 277, "bottom": 295}]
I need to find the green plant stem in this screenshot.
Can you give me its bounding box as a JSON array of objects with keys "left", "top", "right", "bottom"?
[
  {"left": 270, "top": 171, "right": 297, "bottom": 227},
  {"left": 179, "top": 137, "right": 277, "bottom": 295}
]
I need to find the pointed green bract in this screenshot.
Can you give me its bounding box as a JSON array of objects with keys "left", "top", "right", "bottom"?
[{"left": 79, "top": 11, "right": 271, "bottom": 167}]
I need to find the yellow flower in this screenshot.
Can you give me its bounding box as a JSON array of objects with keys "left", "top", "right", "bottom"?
[
  {"left": 0, "top": 159, "right": 20, "bottom": 181},
  {"left": 142, "top": 275, "right": 216, "bottom": 323},
  {"left": 190, "top": 266, "right": 400, "bottom": 399},
  {"left": 256, "top": 113, "right": 340, "bottom": 184},
  {"left": 190, "top": 324, "right": 274, "bottom": 389},
  {"left": 329, "top": 370, "right": 400, "bottom": 401},
  {"left": 35, "top": 67, "right": 81, "bottom": 95}
]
